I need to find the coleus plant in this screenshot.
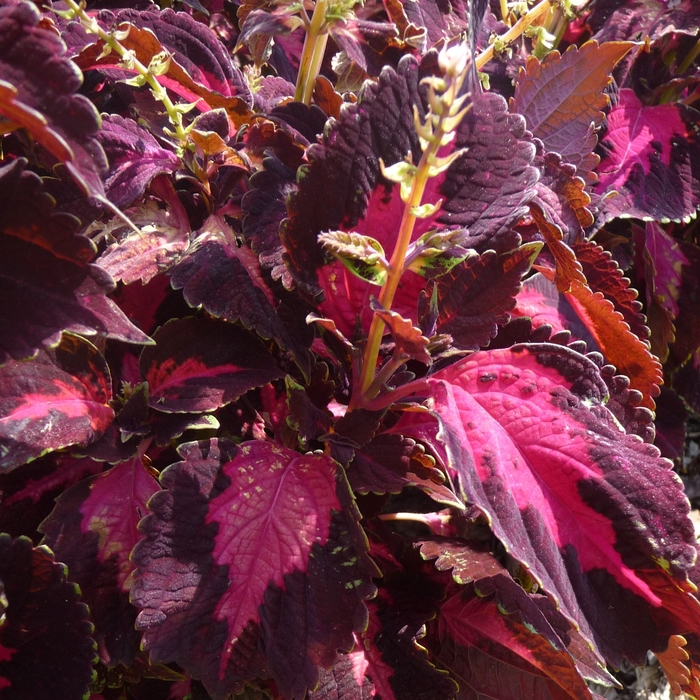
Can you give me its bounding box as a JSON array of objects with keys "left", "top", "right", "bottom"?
[{"left": 2, "top": 0, "right": 700, "bottom": 698}]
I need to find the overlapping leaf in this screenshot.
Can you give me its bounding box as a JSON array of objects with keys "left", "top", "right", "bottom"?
[
  {"left": 0, "top": 534, "right": 96, "bottom": 699},
  {"left": 430, "top": 576, "right": 599, "bottom": 700},
  {"left": 169, "top": 219, "right": 311, "bottom": 374},
  {"left": 0, "top": 334, "right": 114, "bottom": 472},
  {"left": 40, "top": 453, "right": 160, "bottom": 666},
  {"left": 531, "top": 204, "right": 662, "bottom": 408},
  {"left": 0, "top": 2, "right": 107, "bottom": 198},
  {"left": 511, "top": 40, "right": 634, "bottom": 183},
  {"left": 0, "top": 160, "right": 151, "bottom": 362},
  {"left": 425, "top": 344, "right": 700, "bottom": 666},
  {"left": 595, "top": 89, "right": 700, "bottom": 223},
  {"left": 132, "top": 439, "right": 377, "bottom": 700},
  {"left": 71, "top": 8, "right": 251, "bottom": 127},
  {"left": 140, "top": 316, "right": 284, "bottom": 413}
]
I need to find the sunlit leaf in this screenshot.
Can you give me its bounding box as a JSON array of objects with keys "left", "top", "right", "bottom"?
[{"left": 512, "top": 40, "right": 633, "bottom": 183}]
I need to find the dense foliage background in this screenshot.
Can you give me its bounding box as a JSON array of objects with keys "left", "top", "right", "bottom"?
[{"left": 2, "top": 0, "right": 700, "bottom": 698}]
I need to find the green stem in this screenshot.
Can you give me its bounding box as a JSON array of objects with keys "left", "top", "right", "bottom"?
[
  {"left": 353, "top": 130, "right": 445, "bottom": 405},
  {"left": 64, "top": 0, "right": 189, "bottom": 145},
  {"left": 475, "top": 0, "right": 553, "bottom": 70},
  {"left": 295, "top": 0, "right": 329, "bottom": 105},
  {"left": 677, "top": 36, "right": 700, "bottom": 76}
]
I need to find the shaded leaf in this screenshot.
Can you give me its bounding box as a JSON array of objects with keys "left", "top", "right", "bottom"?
[
  {"left": 595, "top": 89, "right": 700, "bottom": 224},
  {"left": 426, "top": 345, "right": 700, "bottom": 666},
  {"left": 0, "top": 334, "right": 114, "bottom": 472},
  {"left": 308, "top": 646, "right": 375, "bottom": 700},
  {"left": 40, "top": 453, "right": 160, "bottom": 666},
  {"left": 0, "top": 2, "right": 107, "bottom": 197},
  {"left": 132, "top": 439, "right": 377, "bottom": 700},
  {"left": 511, "top": 40, "right": 633, "bottom": 183},
  {"left": 0, "top": 534, "right": 96, "bottom": 699},
  {"left": 140, "top": 317, "right": 284, "bottom": 413},
  {"left": 361, "top": 570, "right": 457, "bottom": 700}
]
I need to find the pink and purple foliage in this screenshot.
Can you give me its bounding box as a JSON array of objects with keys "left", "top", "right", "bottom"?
[{"left": 2, "top": 0, "right": 700, "bottom": 698}]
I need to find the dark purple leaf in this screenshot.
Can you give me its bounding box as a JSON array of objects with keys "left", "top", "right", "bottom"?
[
  {"left": 281, "top": 55, "right": 425, "bottom": 294},
  {"left": 0, "top": 534, "right": 96, "bottom": 699},
  {"left": 140, "top": 316, "right": 284, "bottom": 413},
  {"left": 97, "top": 115, "right": 180, "bottom": 209},
  {"left": 0, "top": 334, "right": 114, "bottom": 472},
  {"left": 40, "top": 453, "right": 160, "bottom": 666},
  {"left": 169, "top": 223, "right": 311, "bottom": 374},
  {"left": 361, "top": 571, "right": 457, "bottom": 700},
  {"left": 132, "top": 439, "right": 377, "bottom": 700},
  {"left": 595, "top": 89, "right": 700, "bottom": 224},
  {"left": 0, "top": 2, "right": 107, "bottom": 197},
  {"left": 0, "top": 161, "right": 152, "bottom": 362},
  {"left": 437, "top": 90, "right": 539, "bottom": 246},
  {"left": 435, "top": 243, "right": 541, "bottom": 351}
]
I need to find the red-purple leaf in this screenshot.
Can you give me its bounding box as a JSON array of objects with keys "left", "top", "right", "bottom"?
[
  {"left": 426, "top": 345, "right": 700, "bottom": 666},
  {"left": 131, "top": 439, "right": 377, "bottom": 700},
  {"left": 140, "top": 316, "right": 284, "bottom": 413},
  {"left": 595, "top": 89, "right": 700, "bottom": 223},
  {"left": 0, "top": 334, "right": 114, "bottom": 472},
  {"left": 308, "top": 646, "right": 375, "bottom": 700},
  {"left": 97, "top": 115, "right": 180, "bottom": 209},
  {"left": 0, "top": 2, "right": 107, "bottom": 197},
  {"left": 0, "top": 534, "right": 96, "bottom": 699},
  {"left": 511, "top": 41, "right": 633, "bottom": 183},
  {"left": 40, "top": 453, "right": 160, "bottom": 666}
]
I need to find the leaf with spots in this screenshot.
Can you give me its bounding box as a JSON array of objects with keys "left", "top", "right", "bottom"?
[
  {"left": 425, "top": 344, "right": 700, "bottom": 668},
  {"left": 40, "top": 452, "right": 161, "bottom": 666},
  {"left": 140, "top": 317, "right": 284, "bottom": 413},
  {"left": 131, "top": 438, "right": 377, "bottom": 700},
  {"left": 0, "top": 334, "right": 114, "bottom": 472}
]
